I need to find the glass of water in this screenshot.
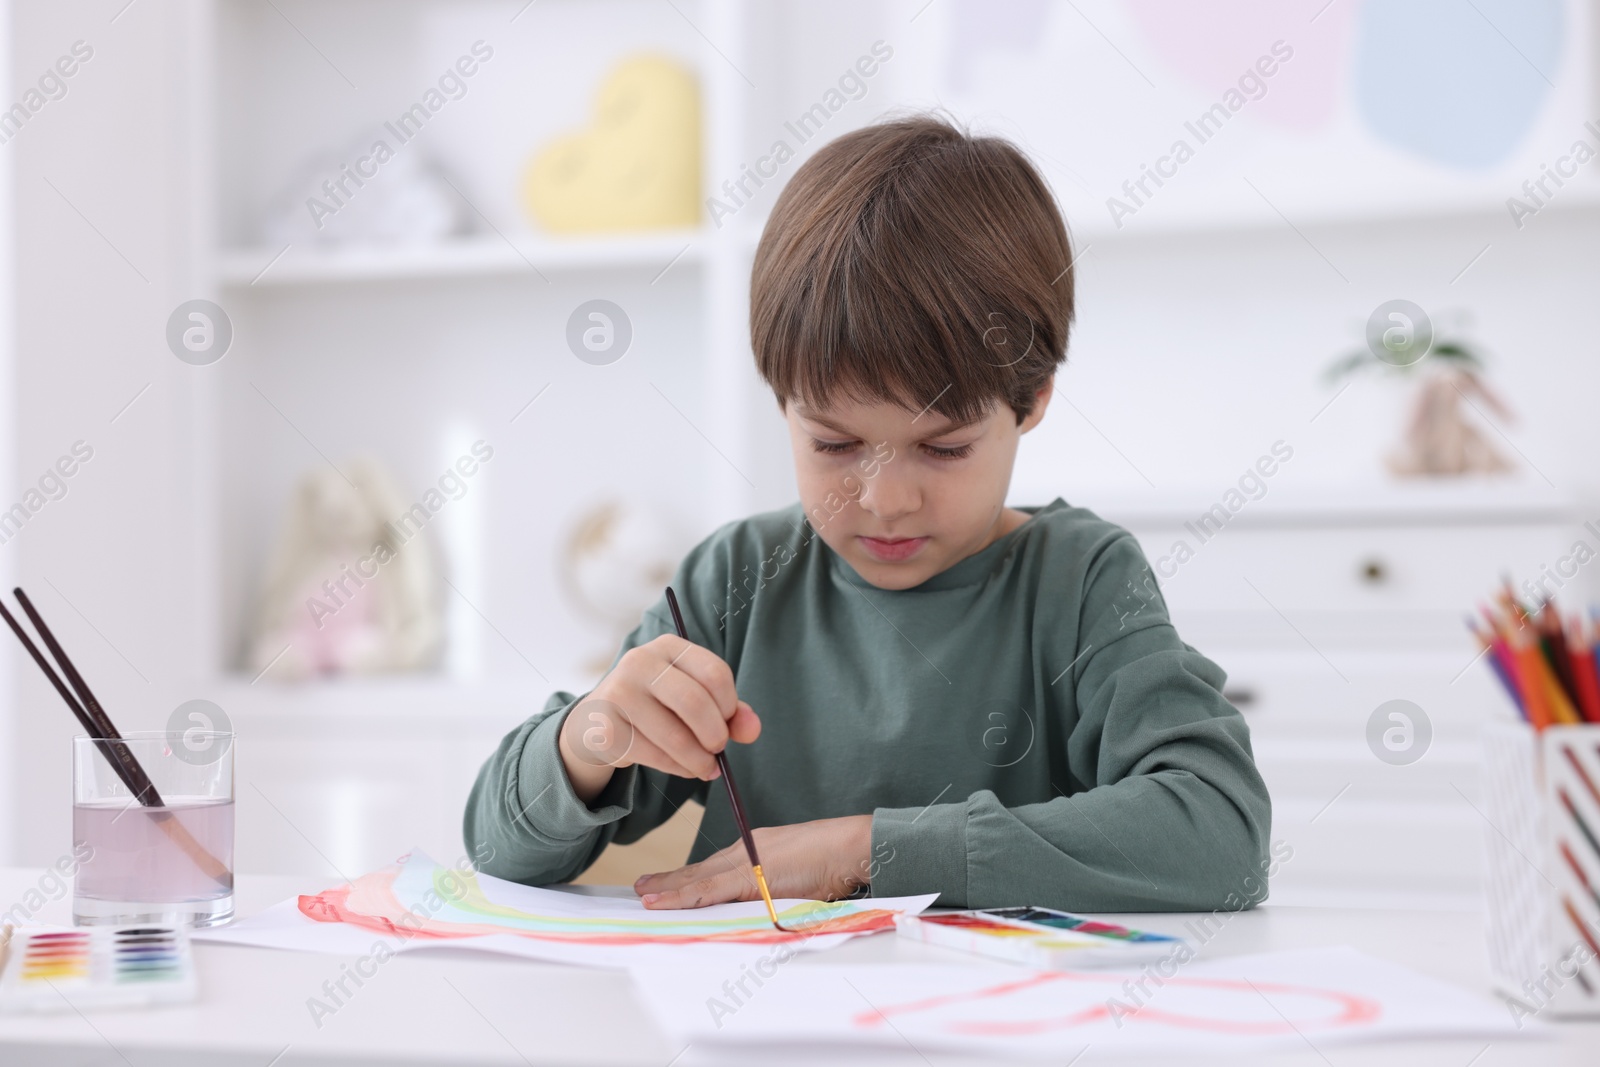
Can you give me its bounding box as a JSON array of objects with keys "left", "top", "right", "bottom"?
[{"left": 71, "top": 731, "right": 235, "bottom": 928}]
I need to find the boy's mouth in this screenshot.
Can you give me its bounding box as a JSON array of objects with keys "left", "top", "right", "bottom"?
[{"left": 857, "top": 536, "right": 929, "bottom": 562}]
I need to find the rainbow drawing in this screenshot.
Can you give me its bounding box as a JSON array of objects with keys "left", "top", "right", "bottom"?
[{"left": 297, "top": 852, "right": 909, "bottom": 946}]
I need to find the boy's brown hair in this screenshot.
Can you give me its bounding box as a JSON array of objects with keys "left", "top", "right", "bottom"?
[{"left": 750, "top": 112, "right": 1075, "bottom": 426}]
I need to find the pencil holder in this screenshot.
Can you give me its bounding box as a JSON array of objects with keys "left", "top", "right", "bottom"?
[{"left": 1482, "top": 719, "right": 1600, "bottom": 1018}]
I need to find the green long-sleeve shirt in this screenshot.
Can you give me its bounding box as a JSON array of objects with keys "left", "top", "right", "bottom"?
[{"left": 463, "top": 499, "right": 1272, "bottom": 911}]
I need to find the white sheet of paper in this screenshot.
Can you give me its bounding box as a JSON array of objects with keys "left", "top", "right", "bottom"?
[
  {"left": 195, "top": 851, "right": 936, "bottom": 970},
  {"left": 629, "top": 946, "right": 1547, "bottom": 1057}
]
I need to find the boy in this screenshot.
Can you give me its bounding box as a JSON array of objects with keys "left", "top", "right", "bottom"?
[{"left": 464, "top": 114, "right": 1272, "bottom": 911}]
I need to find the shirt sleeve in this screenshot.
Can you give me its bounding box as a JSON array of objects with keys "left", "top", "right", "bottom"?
[
  {"left": 869, "top": 532, "right": 1275, "bottom": 911},
  {"left": 462, "top": 588, "right": 719, "bottom": 887}
]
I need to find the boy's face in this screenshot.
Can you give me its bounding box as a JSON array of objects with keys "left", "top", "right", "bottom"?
[{"left": 784, "top": 380, "right": 1053, "bottom": 590}]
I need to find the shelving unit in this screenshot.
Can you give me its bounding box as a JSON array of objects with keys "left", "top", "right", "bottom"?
[
  {"left": 216, "top": 230, "right": 709, "bottom": 287},
  {"left": 195, "top": 0, "right": 780, "bottom": 707},
  {"left": 172, "top": 0, "right": 782, "bottom": 872}
]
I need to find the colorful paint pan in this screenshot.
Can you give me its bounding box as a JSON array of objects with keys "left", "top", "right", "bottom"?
[
  {"left": 897, "top": 907, "right": 1186, "bottom": 970},
  {"left": 0, "top": 924, "right": 196, "bottom": 1014}
]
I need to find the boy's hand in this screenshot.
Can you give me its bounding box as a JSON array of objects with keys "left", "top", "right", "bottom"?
[
  {"left": 558, "top": 634, "right": 761, "bottom": 804},
  {"left": 633, "top": 815, "right": 874, "bottom": 908}
]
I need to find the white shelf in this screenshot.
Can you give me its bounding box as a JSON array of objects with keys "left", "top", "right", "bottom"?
[
  {"left": 1026, "top": 478, "right": 1579, "bottom": 529},
  {"left": 217, "top": 230, "right": 710, "bottom": 287},
  {"left": 1071, "top": 184, "right": 1600, "bottom": 244}
]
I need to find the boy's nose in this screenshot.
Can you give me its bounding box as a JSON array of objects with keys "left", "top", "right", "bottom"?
[{"left": 856, "top": 469, "right": 918, "bottom": 521}]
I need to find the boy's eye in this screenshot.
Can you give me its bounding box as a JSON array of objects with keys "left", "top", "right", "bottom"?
[
  {"left": 810, "top": 438, "right": 858, "bottom": 455},
  {"left": 923, "top": 443, "right": 975, "bottom": 460}
]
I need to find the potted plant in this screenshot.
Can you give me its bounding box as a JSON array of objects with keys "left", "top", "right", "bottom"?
[{"left": 1323, "top": 310, "right": 1515, "bottom": 477}]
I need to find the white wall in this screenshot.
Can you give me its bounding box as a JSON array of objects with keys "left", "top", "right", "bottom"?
[
  {"left": 10, "top": 0, "right": 201, "bottom": 864},
  {"left": 0, "top": 0, "right": 14, "bottom": 865}
]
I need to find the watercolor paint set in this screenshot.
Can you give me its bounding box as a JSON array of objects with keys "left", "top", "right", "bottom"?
[
  {"left": 0, "top": 924, "right": 197, "bottom": 1013},
  {"left": 895, "top": 906, "right": 1186, "bottom": 970}
]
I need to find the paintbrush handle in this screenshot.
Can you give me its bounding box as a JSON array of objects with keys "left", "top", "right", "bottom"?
[
  {"left": 664, "top": 587, "right": 765, "bottom": 867},
  {"left": 13, "top": 589, "right": 146, "bottom": 767},
  {"left": 0, "top": 600, "right": 160, "bottom": 806},
  {"left": 23, "top": 614, "right": 163, "bottom": 805},
  {"left": 715, "top": 751, "right": 763, "bottom": 868},
  {"left": 148, "top": 809, "right": 234, "bottom": 885}
]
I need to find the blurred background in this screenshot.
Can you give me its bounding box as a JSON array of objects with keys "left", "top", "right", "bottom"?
[{"left": 0, "top": 0, "right": 1596, "bottom": 913}]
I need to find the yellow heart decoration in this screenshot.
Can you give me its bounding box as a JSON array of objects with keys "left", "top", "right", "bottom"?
[{"left": 522, "top": 53, "right": 701, "bottom": 234}]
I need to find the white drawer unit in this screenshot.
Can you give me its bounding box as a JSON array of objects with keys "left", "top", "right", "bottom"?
[
  {"left": 215, "top": 679, "right": 534, "bottom": 880},
  {"left": 1097, "top": 482, "right": 1582, "bottom": 649},
  {"left": 1212, "top": 648, "right": 1510, "bottom": 910},
  {"left": 1090, "top": 481, "right": 1585, "bottom": 909},
  {"left": 1143, "top": 524, "right": 1571, "bottom": 613}
]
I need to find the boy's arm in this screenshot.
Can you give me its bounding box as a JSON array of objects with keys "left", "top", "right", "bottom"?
[
  {"left": 869, "top": 534, "right": 1275, "bottom": 911},
  {"left": 463, "top": 601, "right": 715, "bottom": 887}
]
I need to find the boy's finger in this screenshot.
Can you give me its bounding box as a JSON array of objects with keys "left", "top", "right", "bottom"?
[
  {"left": 632, "top": 867, "right": 678, "bottom": 896},
  {"left": 633, "top": 858, "right": 711, "bottom": 895},
  {"left": 660, "top": 638, "right": 739, "bottom": 718},
  {"left": 728, "top": 702, "right": 761, "bottom": 744},
  {"left": 621, "top": 734, "right": 699, "bottom": 781},
  {"left": 634, "top": 845, "right": 745, "bottom": 895},
  {"left": 649, "top": 663, "right": 730, "bottom": 753},
  {"left": 640, "top": 867, "right": 750, "bottom": 909},
  {"left": 631, "top": 698, "right": 720, "bottom": 779}
]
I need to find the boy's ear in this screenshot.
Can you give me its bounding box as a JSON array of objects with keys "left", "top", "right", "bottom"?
[{"left": 1019, "top": 375, "right": 1055, "bottom": 433}]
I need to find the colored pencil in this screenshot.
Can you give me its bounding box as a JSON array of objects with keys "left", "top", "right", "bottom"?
[
  {"left": 1591, "top": 607, "right": 1600, "bottom": 722},
  {"left": 1569, "top": 614, "right": 1600, "bottom": 723},
  {"left": 1468, "top": 615, "right": 1525, "bottom": 718},
  {"left": 1538, "top": 601, "right": 1580, "bottom": 709},
  {"left": 1522, "top": 598, "right": 1584, "bottom": 724},
  {"left": 1478, "top": 600, "right": 1554, "bottom": 727},
  {"left": 1496, "top": 579, "right": 1531, "bottom": 631},
  {"left": 1509, "top": 605, "right": 1580, "bottom": 725},
  {"left": 1538, "top": 652, "right": 1585, "bottom": 726},
  {"left": 663, "top": 586, "right": 792, "bottom": 933},
  {"left": 1509, "top": 624, "right": 1557, "bottom": 730},
  {"left": 1478, "top": 602, "right": 1512, "bottom": 644},
  {"left": 1490, "top": 638, "right": 1526, "bottom": 716}
]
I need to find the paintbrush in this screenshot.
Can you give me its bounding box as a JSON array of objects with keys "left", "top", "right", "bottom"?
[
  {"left": 0, "top": 588, "right": 230, "bottom": 887},
  {"left": 663, "top": 587, "right": 792, "bottom": 933}
]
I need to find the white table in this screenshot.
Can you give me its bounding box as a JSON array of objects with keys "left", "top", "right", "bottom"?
[{"left": 0, "top": 868, "right": 1595, "bottom": 1066}]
